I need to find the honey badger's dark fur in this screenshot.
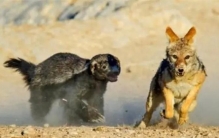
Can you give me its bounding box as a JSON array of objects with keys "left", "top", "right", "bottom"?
[{"left": 4, "top": 53, "right": 121, "bottom": 125}]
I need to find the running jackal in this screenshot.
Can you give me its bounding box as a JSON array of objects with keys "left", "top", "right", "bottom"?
[{"left": 135, "top": 26, "right": 207, "bottom": 128}]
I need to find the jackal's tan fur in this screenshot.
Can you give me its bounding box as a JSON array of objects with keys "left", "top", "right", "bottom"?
[{"left": 135, "top": 26, "right": 207, "bottom": 129}]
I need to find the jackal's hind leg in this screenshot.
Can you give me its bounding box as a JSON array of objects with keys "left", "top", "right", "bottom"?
[{"left": 135, "top": 91, "right": 163, "bottom": 128}]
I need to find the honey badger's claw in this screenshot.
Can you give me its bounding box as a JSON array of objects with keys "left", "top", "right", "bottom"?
[
  {"left": 89, "top": 115, "right": 105, "bottom": 123},
  {"left": 87, "top": 106, "right": 105, "bottom": 123}
]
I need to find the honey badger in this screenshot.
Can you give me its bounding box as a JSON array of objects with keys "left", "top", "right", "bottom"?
[{"left": 4, "top": 53, "right": 121, "bottom": 125}]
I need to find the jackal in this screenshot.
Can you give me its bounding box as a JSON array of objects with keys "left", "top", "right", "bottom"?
[{"left": 135, "top": 26, "right": 207, "bottom": 129}]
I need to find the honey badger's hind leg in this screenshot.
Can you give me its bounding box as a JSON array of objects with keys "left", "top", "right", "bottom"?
[
  {"left": 29, "top": 88, "right": 54, "bottom": 125},
  {"left": 30, "top": 101, "right": 53, "bottom": 125}
]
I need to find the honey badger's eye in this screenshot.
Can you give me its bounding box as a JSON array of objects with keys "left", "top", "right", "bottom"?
[
  {"left": 172, "top": 55, "right": 178, "bottom": 59},
  {"left": 102, "top": 65, "right": 106, "bottom": 69},
  {"left": 185, "top": 55, "right": 190, "bottom": 60},
  {"left": 101, "top": 63, "right": 107, "bottom": 70}
]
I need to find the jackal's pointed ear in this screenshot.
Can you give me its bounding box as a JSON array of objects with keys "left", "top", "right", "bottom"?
[
  {"left": 166, "top": 26, "right": 179, "bottom": 43},
  {"left": 184, "top": 27, "right": 196, "bottom": 44}
]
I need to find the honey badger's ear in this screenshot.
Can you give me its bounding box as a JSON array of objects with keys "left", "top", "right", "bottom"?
[
  {"left": 90, "top": 60, "right": 99, "bottom": 74},
  {"left": 166, "top": 26, "right": 179, "bottom": 43},
  {"left": 184, "top": 26, "right": 196, "bottom": 44}
]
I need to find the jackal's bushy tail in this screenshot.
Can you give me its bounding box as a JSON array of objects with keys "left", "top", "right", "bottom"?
[{"left": 4, "top": 58, "right": 36, "bottom": 85}]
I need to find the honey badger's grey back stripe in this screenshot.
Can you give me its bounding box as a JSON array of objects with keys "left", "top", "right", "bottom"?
[{"left": 31, "top": 53, "right": 90, "bottom": 87}]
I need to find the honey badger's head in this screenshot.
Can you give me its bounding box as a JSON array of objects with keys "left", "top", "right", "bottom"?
[{"left": 89, "top": 54, "right": 121, "bottom": 82}]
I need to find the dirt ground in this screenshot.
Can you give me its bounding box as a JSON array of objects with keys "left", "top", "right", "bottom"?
[
  {"left": 0, "top": 0, "right": 219, "bottom": 137},
  {"left": 1, "top": 124, "right": 219, "bottom": 138}
]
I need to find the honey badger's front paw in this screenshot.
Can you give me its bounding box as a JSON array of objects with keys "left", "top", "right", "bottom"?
[{"left": 87, "top": 106, "right": 105, "bottom": 123}]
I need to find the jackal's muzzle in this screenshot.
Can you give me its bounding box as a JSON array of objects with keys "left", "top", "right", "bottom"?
[{"left": 175, "top": 67, "right": 185, "bottom": 76}]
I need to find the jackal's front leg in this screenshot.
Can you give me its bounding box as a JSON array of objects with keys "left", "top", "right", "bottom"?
[
  {"left": 161, "top": 87, "right": 174, "bottom": 119},
  {"left": 178, "top": 83, "right": 202, "bottom": 125}
]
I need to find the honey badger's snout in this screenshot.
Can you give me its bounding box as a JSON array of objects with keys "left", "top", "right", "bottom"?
[{"left": 110, "top": 65, "right": 120, "bottom": 75}]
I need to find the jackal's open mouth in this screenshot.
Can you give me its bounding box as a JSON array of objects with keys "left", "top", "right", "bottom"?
[{"left": 176, "top": 72, "right": 184, "bottom": 77}]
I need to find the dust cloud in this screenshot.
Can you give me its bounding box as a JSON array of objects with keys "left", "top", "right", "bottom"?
[{"left": 0, "top": 72, "right": 218, "bottom": 127}]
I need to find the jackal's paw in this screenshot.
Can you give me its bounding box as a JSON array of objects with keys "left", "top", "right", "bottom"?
[
  {"left": 134, "top": 120, "right": 147, "bottom": 129},
  {"left": 160, "top": 109, "right": 174, "bottom": 119},
  {"left": 178, "top": 117, "right": 188, "bottom": 125},
  {"left": 87, "top": 107, "right": 105, "bottom": 123},
  {"left": 160, "top": 109, "right": 165, "bottom": 118}
]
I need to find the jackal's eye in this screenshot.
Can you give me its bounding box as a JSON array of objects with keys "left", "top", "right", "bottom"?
[
  {"left": 185, "top": 55, "right": 190, "bottom": 60},
  {"left": 172, "top": 55, "right": 178, "bottom": 59}
]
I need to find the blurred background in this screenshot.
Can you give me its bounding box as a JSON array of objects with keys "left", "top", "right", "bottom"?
[
  {"left": 0, "top": 0, "right": 134, "bottom": 25},
  {"left": 0, "top": 0, "right": 219, "bottom": 126}
]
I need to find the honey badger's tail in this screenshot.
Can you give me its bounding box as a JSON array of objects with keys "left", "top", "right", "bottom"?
[{"left": 4, "top": 58, "right": 36, "bottom": 86}]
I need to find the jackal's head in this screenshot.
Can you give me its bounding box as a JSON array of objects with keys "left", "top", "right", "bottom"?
[{"left": 165, "top": 26, "right": 197, "bottom": 77}]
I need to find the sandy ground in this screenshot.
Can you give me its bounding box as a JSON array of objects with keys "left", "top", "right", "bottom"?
[
  {"left": 1, "top": 124, "right": 219, "bottom": 138},
  {"left": 0, "top": 0, "right": 219, "bottom": 137}
]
